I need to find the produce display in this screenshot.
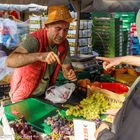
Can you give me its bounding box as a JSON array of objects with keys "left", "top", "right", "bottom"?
[
  {"left": 4, "top": 73, "right": 130, "bottom": 139},
  {"left": 102, "top": 66, "right": 139, "bottom": 76},
  {"left": 66, "top": 88, "right": 123, "bottom": 120},
  {"left": 44, "top": 115, "right": 74, "bottom": 140},
  {"left": 77, "top": 78, "right": 128, "bottom": 94},
  {"left": 10, "top": 116, "right": 40, "bottom": 140},
  {"left": 92, "top": 82, "right": 128, "bottom": 94},
  {"left": 102, "top": 66, "right": 140, "bottom": 86}
]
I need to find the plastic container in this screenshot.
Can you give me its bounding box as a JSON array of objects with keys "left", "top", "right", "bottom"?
[
  {"left": 4, "top": 98, "right": 68, "bottom": 134},
  {"left": 0, "top": 84, "right": 10, "bottom": 97}
]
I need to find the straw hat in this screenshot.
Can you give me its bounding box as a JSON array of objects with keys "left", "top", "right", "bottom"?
[{"left": 45, "top": 5, "right": 74, "bottom": 25}]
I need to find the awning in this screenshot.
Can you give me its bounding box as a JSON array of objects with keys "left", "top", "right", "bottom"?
[
  {"left": 0, "top": 0, "right": 140, "bottom": 12},
  {"left": 0, "top": 3, "right": 47, "bottom": 12}
]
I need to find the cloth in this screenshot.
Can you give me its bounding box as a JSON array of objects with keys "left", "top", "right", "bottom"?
[{"left": 10, "top": 29, "right": 68, "bottom": 102}]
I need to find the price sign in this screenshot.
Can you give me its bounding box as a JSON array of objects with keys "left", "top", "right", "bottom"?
[{"left": 73, "top": 119, "right": 96, "bottom": 140}]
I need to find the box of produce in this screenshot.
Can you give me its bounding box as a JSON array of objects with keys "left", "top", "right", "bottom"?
[{"left": 4, "top": 98, "right": 72, "bottom": 135}]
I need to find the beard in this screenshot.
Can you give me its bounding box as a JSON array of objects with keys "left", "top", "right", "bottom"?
[{"left": 55, "top": 36, "right": 64, "bottom": 44}]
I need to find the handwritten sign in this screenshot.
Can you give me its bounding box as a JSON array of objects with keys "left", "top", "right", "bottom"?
[{"left": 73, "top": 119, "right": 96, "bottom": 140}]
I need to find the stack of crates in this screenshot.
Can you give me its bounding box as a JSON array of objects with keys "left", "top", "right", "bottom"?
[
  {"left": 121, "top": 30, "right": 129, "bottom": 56},
  {"left": 113, "top": 12, "right": 136, "bottom": 56},
  {"left": 0, "top": 84, "right": 10, "bottom": 98},
  {"left": 113, "top": 12, "right": 136, "bottom": 31},
  {"left": 92, "top": 17, "right": 122, "bottom": 57}
]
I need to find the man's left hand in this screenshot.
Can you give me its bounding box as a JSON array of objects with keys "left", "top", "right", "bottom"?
[
  {"left": 66, "top": 69, "right": 77, "bottom": 81},
  {"left": 62, "top": 64, "right": 77, "bottom": 81}
]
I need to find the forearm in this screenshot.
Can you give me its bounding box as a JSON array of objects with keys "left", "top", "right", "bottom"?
[
  {"left": 62, "top": 64, "right": 77, "bottom": 81},
  {"left": 121, "top": 55, "right": 140, "bottom": 67},
  {"left": 6, "top": 52, "right": 42, "bottom": 68}
]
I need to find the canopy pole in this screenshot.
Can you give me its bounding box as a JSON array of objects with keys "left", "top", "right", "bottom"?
[{"left": 71, "top": 0, "right": 81, "bottom": 54}]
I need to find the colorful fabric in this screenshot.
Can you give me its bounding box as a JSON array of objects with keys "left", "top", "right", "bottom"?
[{"left": 10, "top": 29, "right": 68, "bottom": 102}]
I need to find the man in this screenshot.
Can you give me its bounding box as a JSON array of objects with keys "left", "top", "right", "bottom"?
[{"left": 6, "top": 5, "right": 77, "bottom": 103}]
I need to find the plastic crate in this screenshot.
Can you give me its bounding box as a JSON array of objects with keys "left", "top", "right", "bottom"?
[
  {"left": 0, "top": 84, "right": 10, "bottom": 97},
  {"left": 4, "top": 98, "right": 69, "bottom": 134},
  {"left": 92, "top": 17, "right": 121, "bottom": 57}
]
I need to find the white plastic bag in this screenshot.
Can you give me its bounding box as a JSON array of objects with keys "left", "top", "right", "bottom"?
[
  {"left": 2, "top": 18, "right": 19, "bottom": 49},
  {"left": 45, "top": 83, "right": 76, "bottom": 103},
  {"left": 0, "top": 56, "right": 14, "bottom": 80}
]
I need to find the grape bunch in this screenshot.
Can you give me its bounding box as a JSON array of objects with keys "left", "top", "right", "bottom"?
[
  {"left": 44, "top": 115, "right": 74, "bottom": 140},
  {"left": 10, "top": 116, "right": 39, "bottom": 140},
  {"left": 66, "top": 92, "right": 122, "bottom": 120}
]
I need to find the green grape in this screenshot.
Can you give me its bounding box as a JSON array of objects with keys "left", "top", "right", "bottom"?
[{"left": 66, "top": 92, "right": 122, "bottom": 120}]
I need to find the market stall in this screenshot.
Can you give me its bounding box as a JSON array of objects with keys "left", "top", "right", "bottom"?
[{"left": 0, "top": 1, "right": 140, "bottom": 140}]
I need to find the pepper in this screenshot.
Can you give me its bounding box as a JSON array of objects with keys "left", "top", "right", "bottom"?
[{"left": 99, "top": 82, "right": 128, "bottom": 94}]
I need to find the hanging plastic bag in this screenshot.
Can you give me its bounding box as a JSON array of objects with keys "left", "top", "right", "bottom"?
[
  {"left": 2, "top": 18, "right": 19, "bottom": 49},
  {"left": 45, "top": 83, "right": 76, "bottom": 103},
  {"left": 0, "top": 56, "right": 14, "bottom": 80}
]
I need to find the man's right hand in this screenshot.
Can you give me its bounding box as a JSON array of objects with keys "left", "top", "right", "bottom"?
[
  {"left": 6, "top": 47, "right": 61, "bottom": 68},
  {"left": 39, "top": 51, "right": 61, "bottom": 65}
]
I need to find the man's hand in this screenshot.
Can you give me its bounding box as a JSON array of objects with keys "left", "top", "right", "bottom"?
[
  {"left": 94, "top": 122, "right": 110, "bottom": 139},
  {"left": 62, "top": 64, "right": 77, "bottom": 81},
  {"left": 39, "top": 51, "right": 61, "bottom": 64},
  {"left": 66, "top": 69, "right": 77, "bottom": 81}
]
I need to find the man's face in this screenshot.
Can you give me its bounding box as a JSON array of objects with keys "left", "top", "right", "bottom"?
[{"left": 46, "top": 21, "right": 70, "bottom": 45}]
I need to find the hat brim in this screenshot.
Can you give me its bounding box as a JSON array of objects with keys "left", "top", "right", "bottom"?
[
  {"left": 136, "top": 10, "right": 140, "bottom": 41},
  {"left": 45, "top": 18, "right": 75, "bottom": 25}
]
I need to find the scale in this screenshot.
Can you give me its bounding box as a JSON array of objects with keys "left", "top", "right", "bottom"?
[{"left": 71, "top": 54, "right": 99, "bottom": 74}]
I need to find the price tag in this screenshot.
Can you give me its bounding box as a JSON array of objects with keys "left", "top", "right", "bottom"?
[{"left": 73, "top": 119, "right": 96, "bottom": 140}]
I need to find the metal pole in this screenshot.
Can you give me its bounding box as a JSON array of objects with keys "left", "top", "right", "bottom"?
[{"left": 71, "top": 0, "right": 81, "bottom": 54}]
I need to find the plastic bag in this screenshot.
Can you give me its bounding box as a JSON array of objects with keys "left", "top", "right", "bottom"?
[
  {"left": 0, "top": 56, "right": 14, "bottom": 80},
  {"left": 2, "top": 18, "right": 19, "bottom": 49},
  {"left": 45, "top": 83, "right": 76, "bottom": 103}
]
